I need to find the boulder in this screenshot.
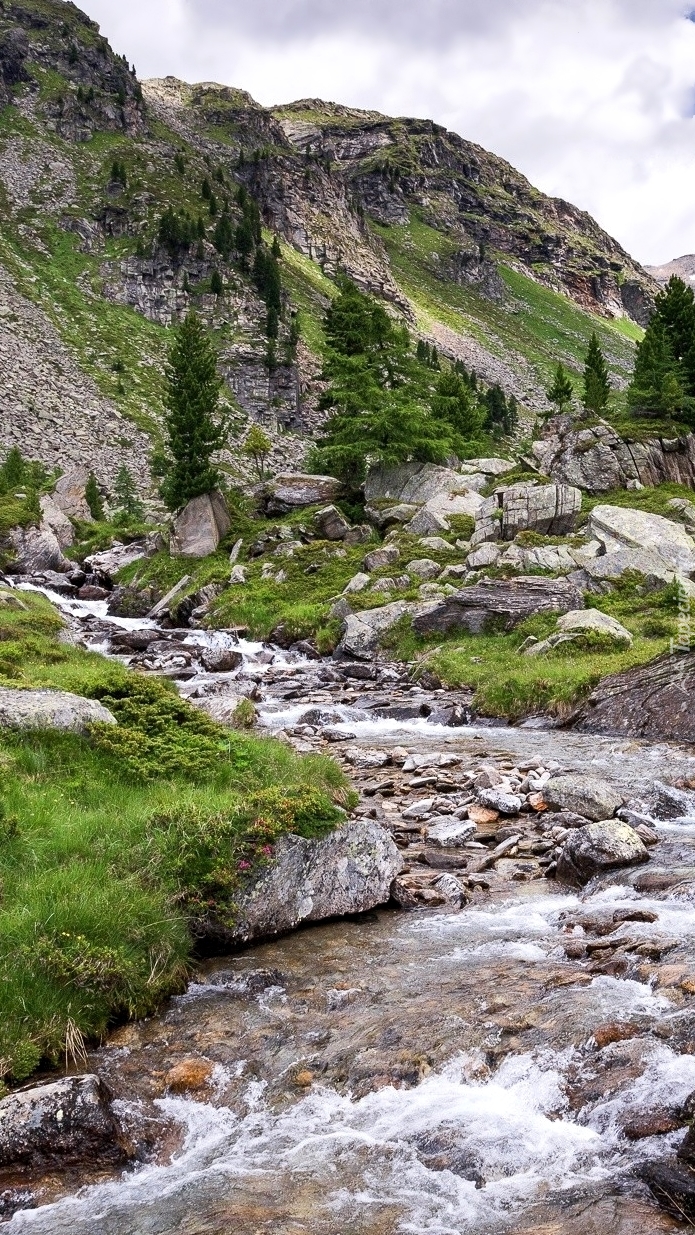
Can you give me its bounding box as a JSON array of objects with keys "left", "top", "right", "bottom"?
[
  {"left": 588, "top": 505, "right": 695, "bottom": 573},
  {"left": 343, "top": 572, "right": 371, "bottom": 594},
  {"left": 640, "top": 1159, "right": 695, "bottom": 1224},
  {"left": 570, "top": 652, "right": 695, "bottom": 743},
  {"left": 477, "top": 788, "right": 522, "bottom": 815},
  {"left": 261, "top": 473, "right": 343, "bottom": 514},
  {"left": 0, "top": 687, "right": 116, "bottom": 733},
  {"left": 199, "top": 647, "right": 244, "bottom": 673},
  {"left": 53, "top": 466, "right": 92, "bottom": 521},
  {"left": 459, "top": 457, "right": 515, "bottom": 477},
  {"left": 340, "top": 601, "right": 422, "bottom": 659},
  {"left": 39, "top": 493, "right": 74, "bottom": 548},
  {"left": 466, "top": 543, "right": 501, "bottom": 569},
  {"left": 411, "top": 576, "right": 583, "bottom": 637},
  {"left": 569, "top": 547, "right": 687, "bottom": 594},
  {"left": 409, "top": 490, "right": 484, "bottom": 534},
  {"left": 406, "top": 558, "right": 441, "bottom": 580},
  {"left": 314, "top": 505, "right": 350, "bottom": 541},
  {"left": 83, "top": 533, "right": 164, "bottom": 578},
  {"left": 7, "top": 525, "right": 71, "bottom": 574},
  {"left": 364, "top": 545, "right": 399, "bottom": 572},
  {"left": 501, "top": 542, "right": 596, "bottom": 574},
  {"left": 556, "top": 608, "right": 633, "bottom": 644},
  {"left": 365, "top": 462, "right": 475, "bottom": 505},
  {"left": 0, "top": 1075, "right": 128, "bottom": 1170},
  {"left": 365, "top": 503, "right": 418, "bottom": 528},
  {"left": 170, "top": 491, "right": 231, "bottom": 559},
  {"left": 543, "top": 773, "right": 625, "bottom": 821},
  {"left": 557, "top": 820, "right": 649, "bottom": 885},
  {"left": 652, "top": 781, "right": 695, "bottom": 821},
  {"left": 533, "top": 420, "right": 695, "bottom": 494},
  {"left": 229, "top": 564, "right": 247, "bottom": 584},
  {"left": 425, "top": 818, "right": 477, "bottom": 847},
  {"left": 501, "top": 482, "right": 582, "bottom": 539},
  {"left": 225, "top": 820, "right": 403, "bottom": 944}
]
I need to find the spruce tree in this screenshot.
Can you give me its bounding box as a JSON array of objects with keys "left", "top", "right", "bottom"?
[
  {"left": 85, "top": 473, "right": 104, "bottom": 520},
  {"left": 431, "top": 369, "right": 486, "bottom": 445},
  {"left": 113, "top": 465, "right": 144, "bottom": 522},
  {"left": 582, "top": 333, "right": 611, "bottom": 415},
  {"left": 547, "top": 362, "right": 574, "bottom": 415},
  {"left": 158, "top": 312, "right": 225, "bottom": 511},
  {"left": 650, "top": 276, "right": 695, "bottom": 396},
  {"left": 627, "top": 318, "right": 688, "bottom": 418}
]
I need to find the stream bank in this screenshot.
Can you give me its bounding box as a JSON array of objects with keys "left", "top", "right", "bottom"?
[{"left": 3, "top": 584, "right": 695, "bottom": 1232}]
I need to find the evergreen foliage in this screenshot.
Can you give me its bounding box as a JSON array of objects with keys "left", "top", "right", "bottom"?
[
  {"left": 213, "top": 211, "right": 234, "bottom": 260},
  {"left": 157, "top": 208, "right": 198, "bottom": 257},
  {"left": 113, "top": 465, "right": 144, "bottom": 522},
  {"left": 210, "top": 269, "right": 223, "bottom": 296},
  {"left": 243, "top": 424, "right": 273, "bottom": 479},
  {"left": 431, "top": 369, "right": 486, "bottom": 445},
  {"left": 84, "top": 473, "right": 104, "bottom": 521},
  {"left": 582, "top": 333, "right": 611, "bottom": 414},
  {"left": 110, "top": 159, "right": 127, "bottom": 186},
  {"left": 484, "top": 384, "right": 518, "bottom": 437},
  {"left": 174, "top": 153, "right": 185, "bottom": 175},
  {"left": 547, "top": 362, "right": 574, "bottom": 414},
  {"left": 310, "top": 281, "right": 452, "bottom": 488},
  {"left": 252, "top": 242, "right": 283, "bottom": 337},
  {"left": 234, "top": 185, "right": 262, "bottom": 267},
  {"left": 157, "top": 312, "right": 226, "bottom": 511},
  {"left": 627, "top": 277, "right": 695, "bottom": 423}
]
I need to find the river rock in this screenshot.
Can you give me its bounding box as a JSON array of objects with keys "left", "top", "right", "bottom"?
[
  {"left": 426, "top": 817, "right": 477, "bottom": 847},
  {"left": 223, "top": 820, "right": 403, "bottom": 944},
  {"left": 411, "top": 576, "right": 583, "bottom": 636},
  {"left": 7, "top": 525, "right": 71, "bottom": 574},
  {"left": 588, "top": 505, "right": 695, "bottom": 573},
  {"left": 261, "top": 473, "right": 343, "bottom": 514},
  {"left": 199, "top": 647, "right": 243, "bottom": 673},
  {"left": 543, "top": 774, "right": 624, "bottom": 820},
  {"left": 557, "top": 820, "right": 649, "bottom": 885},
  {"left": 652, "top": 781, "right": 695, "bottom": 820},
  {"left": 556, "top": 608, "right": 633, "bottom": 644},
  {"left": 340, "top": 601, "right": 420, "bottom": 659},
  {"left": 477, "top": 788, "right": 522, "bottom": 815},
  {"left": 640, "top": 1159, "right": 695, "bottom": 1223},
  {"left": 570, "top": 651, "right": 695, "bottom": 743},
  {"left": 170, "top": 491, "right": 231, "bottom": 558},
  {"left": 314, "top": 505, "right": 350, "bottom": 541},
  {"left": 0, "top": 1075, "right": 128, "bottom": 1170},
  {"left": 0, "top": 687, "right": 116, "bottom": 732},
  {"left": 39, "top": 493, "right": 74, "bottom": 548}
]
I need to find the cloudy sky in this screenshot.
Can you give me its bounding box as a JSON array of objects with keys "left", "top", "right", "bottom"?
[{"left": 83, "top": 0, "right": 695, "bottom": 266}]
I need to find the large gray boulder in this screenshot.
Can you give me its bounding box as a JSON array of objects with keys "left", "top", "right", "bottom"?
[
  {"left": 412, "top": 576, "right": 583, "bottom": 636},
  {"left": 227, "top": 820, "right": 404, "bottom": 944},
  {"left": 557, "top": 820, "right": 649, "bottom": 886},
  {"left": 53, "top": 466, "right": 92, "bottom": 521},
  {"left": 543, "top": 773, "right": 625, "bottom": 821},
  {"left": 7, "top": 525, "right": 71, "bottom": 574},
  {"left": 365, "top": 462, "right": 473, "bottom": 504},
  {"left": 340, "top": 600, "right": 422, "bottom": 658},
  {"left": 170, "top": 490, "right": 231, "bottom": 558},
  {"left": 570, "top": 651, "right": 695, "bottom": 743},
  {"left": 459, "top": 457, "right": 516, "bottom": 478},
  {"left": 313, "top": 505, "right": 351, "bottom": 541},
  {"left": 471, "top": 482, "right": 581, "bottom": 546},
  {"left": 556, "top": 608, "right": 633, "bottom": 644},
  {"left": 569, "top": 547, "right": 691, "bottom": 595},
  {"left": 0, "top": 1075, "right": 128, "bottom": 1170},
  {"left": 408, "top": 490, "right": 483, "bottom": 536},
  {"left": 588, "top": 505, "right": 695, "bottom": 573},
  {"left": 261, "top": 473, "right": 343, "bottom": 514},
  {"left": 39, "top": 493, "right": 74, "bottom": 548},
  {"left": 0, "top": 687, "right": 116, "bottom": 733}
]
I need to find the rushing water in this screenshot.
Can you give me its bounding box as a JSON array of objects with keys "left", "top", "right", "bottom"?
[{"left": 8, "top": 584, "right": 695, "bottom": 1233}]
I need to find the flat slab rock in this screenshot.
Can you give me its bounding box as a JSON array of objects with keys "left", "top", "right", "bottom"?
[
  {"left": 412, "top": 576, "right": 584, "bottom": 636},
  {"left": 0, "top": 1075, "right": 127, "bottom": 1171},
  {"left": 0, "top": 687, "right": 116, "bottom": 732},
  {"left": 543, "top": 773, "right": 625, "bottom": 821},
  {"left": 218, "top": 820, "right": 404, "bottom": 945},
  {"left": 569, "top": 651, "right": 695, "bottom": 743}
]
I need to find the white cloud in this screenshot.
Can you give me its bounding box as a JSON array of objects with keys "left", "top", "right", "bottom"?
[{"left": 82, "top": 0, "right": 695, "bottom": 264}]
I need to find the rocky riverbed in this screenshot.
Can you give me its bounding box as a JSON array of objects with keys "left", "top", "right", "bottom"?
[{"left": 3, "top": 584, "right": 695, "bottom": 1232}]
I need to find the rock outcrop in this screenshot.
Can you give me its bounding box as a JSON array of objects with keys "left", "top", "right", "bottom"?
[
  {"left": 6, "top": 525, "right": 71, "bottom": 575},
  {"left": 170, "top": 491, "right": 231, "bottom": 558},
  {"left": 533, "top": 420, "right": 695, "bottom": 494},
  {"left": 588, "top": 505, "right": 695, "bottom": 573},
  {"left": 340, "top": 600, "right": 423, "bottom": 658},
  {"left": 0, "top": 688, "right": 116, "bottom": 732},
  {"left": 569, "top": 652, "right": 695, "bottom": 743},
  {"left": 216, "top": 819, "right": 403, "bottom": 945},
  {"left": 411, "top": 576, "right": 584, "bottom": 636},
  {"left": 472, "top": 481, "right": 581, "bottom": 545}
]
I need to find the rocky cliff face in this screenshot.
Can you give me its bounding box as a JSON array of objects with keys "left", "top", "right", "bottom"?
[{"left": 0, "top": 0, "right": 656, "bottom": 495}]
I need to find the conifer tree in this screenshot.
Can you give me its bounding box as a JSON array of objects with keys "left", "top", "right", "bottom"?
[
  {"left": 547, "top": 362, "right": 574, "bottom": 415},
  {"left": 85, "top": 473, "right": 104, "bottom": 521},
  {"left": 113, "top": 465, "right": 144, "bottom": 522},
  {"left": 627, "top": 318, "right": 688, "bottom": 418},
  {"left": 158, "top": 312, "right": 226, "bottom": 511},
  {"left": 582, "top": 333, "right": 611, "bottom": 415},
  {"left": 431, "top": 369, "right": 486, "bottom": 445}
]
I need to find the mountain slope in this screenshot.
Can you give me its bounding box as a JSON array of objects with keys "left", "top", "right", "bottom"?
[{"left": 0, "top": 0, "right": 656, "bottom": 495}]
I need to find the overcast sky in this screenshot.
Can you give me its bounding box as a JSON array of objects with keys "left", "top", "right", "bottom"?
[{"left": 83, "top": 0, "right": 695, "bottom": 266}]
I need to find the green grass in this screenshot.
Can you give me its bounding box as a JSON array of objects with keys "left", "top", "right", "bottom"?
[
  {"left": 0, "top": 591, "right": 351, "bottom": 1085},
  {"left": 384, "top": 574, "right": 678, "bottom": 720},
  {"left": 277, "top": 238, "right": 337, "bottom": 355},
  {"left": 579, "top": 482, "right": 695, "bottom": 523}
]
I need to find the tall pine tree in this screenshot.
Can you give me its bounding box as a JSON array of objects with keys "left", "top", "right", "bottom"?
[
  {"left": 547, "top": 362, "right": 574, "bottom": 415},
  {"left": 582, "top": 333, "right": 611, "bottom": 415},
  {"left": 653, "top": 276, "right": 695, "bottom": 394},
  {"left": 627, "top": 317, "right": 688, "bottom": 418},
  {"left": 158, "top": 312, "right": 226, "bottom": 511}
]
